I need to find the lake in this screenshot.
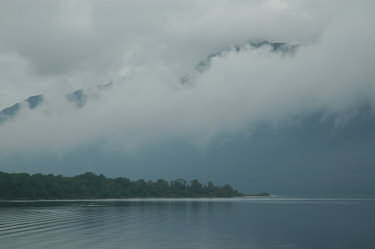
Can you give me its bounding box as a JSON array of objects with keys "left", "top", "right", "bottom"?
[{"left": 0, "top": 197, "right": 374, "bottom": 249}]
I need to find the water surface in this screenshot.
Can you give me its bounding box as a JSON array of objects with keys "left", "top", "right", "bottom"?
[{"left": 1, "top": 197, "right": 374, "bottom": 249}]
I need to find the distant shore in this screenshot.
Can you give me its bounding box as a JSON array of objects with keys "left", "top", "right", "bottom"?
[
  {"left": 245, "top": 193, "right": 270, "bottom": 197},
  {"left": 0, "top": 171, "right": 270, "bottom": 200}
]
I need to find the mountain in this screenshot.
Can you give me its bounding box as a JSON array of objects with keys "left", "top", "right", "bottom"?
[
  {"left": 0, "top": 41, "right": 374, "bottom": 197},
  {"left": 107, "top": 104, "right": 374, "bottom": 197},
  {"left": 180, "top": 40, "right": 297, "bottom": 84},
  {"left": 0, "top": 89, "right": 86, "bottom": 125},
  {"left": 0, "top": 41, "right": 293, "bottom": 124},
  {"left": 1, "top": 103, "right": 373, "bottom": 197},
  {"left": 0, "top": 95, "right": 44, "bottom": 124}
]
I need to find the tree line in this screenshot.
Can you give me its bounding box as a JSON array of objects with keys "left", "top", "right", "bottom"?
[{"left": 0, "top": 171, "right": 256, "bottom": 200}]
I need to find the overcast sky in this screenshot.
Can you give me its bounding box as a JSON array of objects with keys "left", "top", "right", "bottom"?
[{"left": 0, "top": 0, "right": 374, "bottom": 156}]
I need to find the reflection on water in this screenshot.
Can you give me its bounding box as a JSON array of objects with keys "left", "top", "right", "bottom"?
[{"left": 0, "top": 198, "right": 374, "bottom": 249}]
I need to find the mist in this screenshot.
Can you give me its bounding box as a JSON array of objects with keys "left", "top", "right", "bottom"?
[
  {"left": 0, "top": 0, "right": 375, "bottom": 196},
  {"left": 1, "top": 0, "right": 374, "bottom": 153}
]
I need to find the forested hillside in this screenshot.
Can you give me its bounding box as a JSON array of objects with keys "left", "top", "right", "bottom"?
[{"left": 0, "top": 171, "right": 256, "bottom": 199}]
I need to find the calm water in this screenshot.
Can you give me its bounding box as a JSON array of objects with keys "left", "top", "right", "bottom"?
[{"left": 0, "top": 197, "right": 374, "bottom": 249}]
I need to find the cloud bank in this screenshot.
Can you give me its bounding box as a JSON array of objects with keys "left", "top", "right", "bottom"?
[{"left": 0, "top": 0, "right": 374, "bottom": 154}]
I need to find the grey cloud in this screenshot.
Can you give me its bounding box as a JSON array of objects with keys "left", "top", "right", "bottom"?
[
  {"left": 0, "top": 0, "right": 94, "bottom": 75},
  {"left": 0, "top": 0, "right": 334, "bottom": 77},
  {"left": 0, "top": 0, "right": 374, "bottom": 155}
]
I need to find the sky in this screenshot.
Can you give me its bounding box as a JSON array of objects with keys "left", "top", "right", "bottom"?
[{"left": 0, "top": 0, "right": 374, "bottom": 196}]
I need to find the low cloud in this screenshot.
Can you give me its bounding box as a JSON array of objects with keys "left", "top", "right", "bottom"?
[{"left": 0, "top": 0, "right": 374, "bottom": 155}]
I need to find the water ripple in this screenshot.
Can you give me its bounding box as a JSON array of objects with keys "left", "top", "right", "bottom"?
[{"left": 0, "top": 199, "right": 374, "bottom": 249}]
